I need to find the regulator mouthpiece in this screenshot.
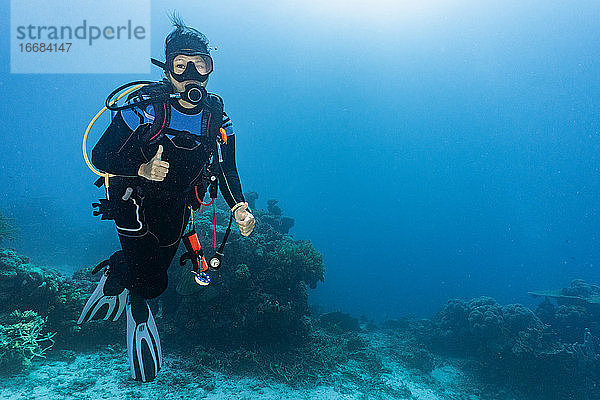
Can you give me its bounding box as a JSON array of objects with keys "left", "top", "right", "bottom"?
[{"left": 182, "top": 83, "right": 206, "bottom": 105}]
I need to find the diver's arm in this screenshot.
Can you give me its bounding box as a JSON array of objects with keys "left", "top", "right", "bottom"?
[
  {"left": 217, "top": 112, "right": 254, "bottom": 236},
  {"left": 217, "top": 134, "right": 246, "bottom": 209},
  {"left": 91, "top": 111, "right": 149, "bottom": 176}
]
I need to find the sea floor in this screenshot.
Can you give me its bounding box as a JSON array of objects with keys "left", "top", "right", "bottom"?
[
  {"left": 0, "top": 353, "right": 477, "bottom": 400},
  {"left": 0, "top": 330, "right": 521, "bottom": 400}
]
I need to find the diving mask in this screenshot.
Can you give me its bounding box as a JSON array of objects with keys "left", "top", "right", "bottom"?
[
  {"left": 170, "top": 54, "right": 213, "bottom": 83},
  {"left": 151, "top": 52, "right": 214, "bottom": 83}
]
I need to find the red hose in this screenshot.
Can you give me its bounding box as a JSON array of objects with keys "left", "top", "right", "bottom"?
[{"left": 194, "top": 185, "right": 217, "bottom": 248}]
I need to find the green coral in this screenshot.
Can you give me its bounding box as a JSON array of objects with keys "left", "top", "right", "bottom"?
[{"left": 0, "top": 310, "right": 56, "bottom": 373}]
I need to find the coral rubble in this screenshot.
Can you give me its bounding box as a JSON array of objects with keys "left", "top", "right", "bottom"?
[{"left": 0, "top": 310, "right": 55, "bottom": 374}]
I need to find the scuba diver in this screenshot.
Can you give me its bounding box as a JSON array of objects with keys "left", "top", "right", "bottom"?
[{"left": 77, "top": 16, "right": 255, "bottom": 383}]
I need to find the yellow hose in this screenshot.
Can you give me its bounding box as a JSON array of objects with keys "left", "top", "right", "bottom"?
[{"left": 82, "top": 84, "right": 149, "bottom": 188}]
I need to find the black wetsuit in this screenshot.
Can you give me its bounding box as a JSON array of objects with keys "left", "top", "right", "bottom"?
[{"left": 92, "top": 89, "right": 245, "bottom": 299}]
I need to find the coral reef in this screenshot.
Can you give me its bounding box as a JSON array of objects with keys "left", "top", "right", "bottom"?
[
  {"left": 267, "top": 199, "right": 282, "bottom": 216},
  {"left": 258, "top": 199, "right": 296, "bottom": 235},
  {"left": 562, "top": 279, "right": 600, "bottom": 299},
  {"left": 157, "top": 196, "right": 324, "bottom": 348},
  {"left": 0, "top": 249, "right": 122, "bottom": 351},
  {"left": 279, "top": 216, "right": 295, "bottom": 235},
  {"left": 0, "top": 249, "right": 84, "bottom": 339},
  {"left": 532, "top": 279, "right": 600, "bottom": 343},
  {"left": 244, "top": 191, "right": 259, "bottom": 210},
  {"left": 426, "top": 290, "right": 600, "bottom": 399},
  {"left": 0, "top": 194, "right": 323, "bottom": 373},
  {"left": 431, "top": 296, "right": 544, "bottom": 358},
  {"left": 6, "top": 192, "right": 599, "bottom": 399},
  {"left": 0, "top": 310, "right": 55, "bottom": 374},
  {"left": 377, "top": 320, "right": 438, "bottom": 375}
]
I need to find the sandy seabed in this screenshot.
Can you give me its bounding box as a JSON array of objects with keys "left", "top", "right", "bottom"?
[{"left": 0, "top": 332, "right": 497, "bottom": 400}]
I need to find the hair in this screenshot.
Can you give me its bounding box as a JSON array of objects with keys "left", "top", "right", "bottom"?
[{"left": 165, "top": 12, "right": 210, "bottom": 59}]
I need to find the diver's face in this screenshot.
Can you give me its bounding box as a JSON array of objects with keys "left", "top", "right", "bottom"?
[{"left": 167, "top": 54, "right": 209, "bottom": 92}]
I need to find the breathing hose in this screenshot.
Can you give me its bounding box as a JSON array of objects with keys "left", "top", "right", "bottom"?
[{"left": 82, "top": 83, "right": 150, "bottom": 188}]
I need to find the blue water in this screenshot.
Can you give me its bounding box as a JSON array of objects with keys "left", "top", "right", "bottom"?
[{"left": 0, "top": 0, "right": 599, "bottom": 320}]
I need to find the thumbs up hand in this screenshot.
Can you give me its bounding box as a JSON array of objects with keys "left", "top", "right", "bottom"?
[{"left": 138, "top": 145, "right": 170, "bottom": 181}]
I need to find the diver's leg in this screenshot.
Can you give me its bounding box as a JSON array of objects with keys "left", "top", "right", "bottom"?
[
  {"left": 78, "top": 250, "right": 129, "bottom": 324},
  {"left": 121, "top": 195, "right": 188, "bottom": 383},
  {"left": 78, "top": 179, "right": 143, "bottom": 324},
  {"left": 118, "top": 192, "right": 189, "bottom": 299},
  {"left": 117, "top": 230, "right": 167, "bottom": 383},
  {"left": 118, "top": 232, "right": 168, "bottom": 299}
]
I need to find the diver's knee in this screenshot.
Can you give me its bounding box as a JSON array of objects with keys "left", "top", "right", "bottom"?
[{"left": 132, "top": 274, "right": 168, "bottom": 299}]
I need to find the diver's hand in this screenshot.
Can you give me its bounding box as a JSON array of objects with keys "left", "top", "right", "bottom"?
[
  {"left": 138, "top": 145, "right": 169, "bottom": 182},
  {"left": 232, "top": 202, "right": 255, "bottom": 237}
]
